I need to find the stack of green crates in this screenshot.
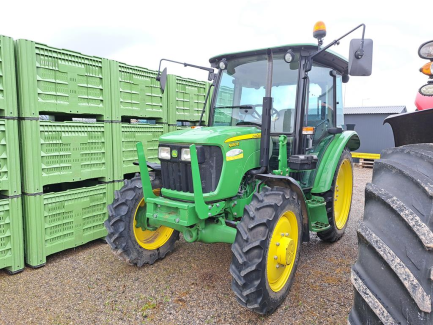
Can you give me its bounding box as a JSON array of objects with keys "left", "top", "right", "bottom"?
[
  {"left": 213, "top": 86, "right": 233, "bottom": 125},
  {"left": 110, "top": 61, "right": 168, "bottom": 180},
  {"left": 16, "top": 39, "right": 115, "bottom": 267},
  {"left": 0, "top": 35, "right": 213, "bottom": 272},
  {"left": 166, "top": 75, "right": 211, "bottom": 132},
  {"left": 0, "top": 35, "right": 24, "bottom": 274}
]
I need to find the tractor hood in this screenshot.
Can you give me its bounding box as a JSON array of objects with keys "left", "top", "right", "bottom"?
[
  {"left": 159, "top": 126, "right": 261, "bottom": 145},
  {"left": 157, "top": 125, "right": 262, "bottom": 202}
]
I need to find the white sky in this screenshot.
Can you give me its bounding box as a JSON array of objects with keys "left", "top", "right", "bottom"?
[{"left": 2, "top": 0, "right": 430, "bottom": 111}]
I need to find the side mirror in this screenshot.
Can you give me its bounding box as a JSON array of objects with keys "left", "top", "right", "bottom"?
[
  {"left": 348, "top": 39, "right": 373, "bottom": 76},
  {"left": 208, "top": 71, "right": 214, "bottom": 81},
  {"left": 159, "top": 68, "right": 167, "bottom": 93},
  {"left": 342, "top": 74, "right": 350, "bottom": 83}
]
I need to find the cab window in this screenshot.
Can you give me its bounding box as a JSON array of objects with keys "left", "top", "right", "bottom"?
[{"left": 307, "top": 66, "right": 335, "bottom": 144}]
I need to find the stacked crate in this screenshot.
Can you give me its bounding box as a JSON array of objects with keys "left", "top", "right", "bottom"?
[
  {"left": 0, "top": 36, "right": 24, "bottom": 274},
  {"left": 166, "top": 75, "right": 211, "bottom": 132},
  {"left": 16, "top": 40, "right": 115, "bottom": 267},
  {"left": 110, "top": 61, "right": 167, "bottom": 180},
  {"left": 213, "top": 86, "right": 234, "bottom": 125}
]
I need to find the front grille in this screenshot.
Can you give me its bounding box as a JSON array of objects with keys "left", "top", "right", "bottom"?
[{"left": 160, "top": 145, "right": 223, "bottom": 193}]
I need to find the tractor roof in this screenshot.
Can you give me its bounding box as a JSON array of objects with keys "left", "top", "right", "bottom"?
[{"left": 209, "top": 43, "right": 348, "bottom": 74}]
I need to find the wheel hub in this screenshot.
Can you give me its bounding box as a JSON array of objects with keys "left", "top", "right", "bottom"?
[
  {"left": 133, "top": 194, "right": 174, "bottom": 250},
  {"left": 267, "top": 211, "right": 299, "bottom": 292},
  {"left": 276, "top": 236, "right": 295, "bottom": 266}
]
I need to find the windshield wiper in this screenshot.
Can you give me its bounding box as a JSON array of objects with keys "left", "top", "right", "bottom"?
[{"left": 214, "top": 105, "right": 253, "bottom": 109}]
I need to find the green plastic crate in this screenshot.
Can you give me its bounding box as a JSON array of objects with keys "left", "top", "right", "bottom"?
[
  {"left": 112, "top": 123, "right": 165, "bottom": 179},
  {"left": 167, "top": 125, "right": 184, "bottom": 133},
  {"left": 213, "top": 86, "right": 233, "bottom": 124},
  {"left": 0, "top": 197, "right": 24, "bottom": 273},
  {"left": 20, "top": 121, "right": 113, "bottom": 193},
  {"left": 213, "top": 109, "right": 233, "bottom": 124},
  {"left": 0, "top": 36, "right": 18, "bottom": 117},
  {"left": 0, "top": 119, "right": 22, "bottom": 196},
  {"left": 16, "top": 40, "right": 111, "bottom": 120},
  {"left": 110, "top": 61, "right": 167, "bottom": 122},
  {"left": 23, "top": 183, "right": 110, "bottom": 267},
  {"left": 167, "top": 122, "right": 196, "bottom": 133},
  {"left": 167, "top": 75, "right": 210, "bottom": 124},
  {"left": 215, "top": 85, "right": 234, "bottom": 107}
]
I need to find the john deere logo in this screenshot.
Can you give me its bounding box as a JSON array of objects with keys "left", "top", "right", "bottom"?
[{"left": 172, "top": 150, "right": 178, "bottom": 158}]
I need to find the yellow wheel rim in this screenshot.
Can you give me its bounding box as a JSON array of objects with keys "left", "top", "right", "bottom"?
[
  {"left": 267, "top": 211, "right": 299, "bottom": 292},
  {"left": 133, "top": 190, "right": 174, "bottom": 250},
  {"left": 334, "top": 159, "right": 353, "bottom": 230}
]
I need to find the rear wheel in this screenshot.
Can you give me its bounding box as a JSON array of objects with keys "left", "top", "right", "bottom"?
[
  {"left": 105, "top": 175, "right": 179, "bottom": 266},
  {"left": 230, "top": 186, "right": 302, "bottom": 314},
  {"left": 349, "top": 144, "right": 433, "bottom": 324},
  {"left": 317, "top": 148, "right": 353, "bottom": 242}
]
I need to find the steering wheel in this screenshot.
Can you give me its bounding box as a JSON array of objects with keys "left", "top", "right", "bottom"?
[
  {"left": 237, "top": 104, "right": 281, "bottom": 125},
  {"left": 315, "top": 118, "right": 330, "bottom": 129}
]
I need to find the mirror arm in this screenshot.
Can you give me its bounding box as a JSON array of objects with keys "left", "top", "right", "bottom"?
[
  {"left": 183, "top": 62, "right": 214, "bottom": 73},
  {"left": 310, "top": 23, "right": 366, "bottom": 64},
  {"left": 198, "top": 81, "right": 215, "bottom": 126},
  {"left": 156, "top": 58, "right": 214, "bottom": 81}
]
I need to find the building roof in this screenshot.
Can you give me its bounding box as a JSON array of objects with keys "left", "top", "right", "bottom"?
[{"left": 345, "top": 106, "right": 407, "bottom": 115}]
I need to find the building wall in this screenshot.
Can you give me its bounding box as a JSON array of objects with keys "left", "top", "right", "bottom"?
[{"left": 344, "top": 114, "right": 395, "bottom": 154}]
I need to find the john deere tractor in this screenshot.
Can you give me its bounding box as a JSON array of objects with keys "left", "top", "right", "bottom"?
[{"left": 105, "top": 22, "right": 373, "bottom": 314}]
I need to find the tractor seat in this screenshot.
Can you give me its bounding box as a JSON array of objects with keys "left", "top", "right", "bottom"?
[{"left": 271, "top": 109, "right": 295, "bottom": 133}]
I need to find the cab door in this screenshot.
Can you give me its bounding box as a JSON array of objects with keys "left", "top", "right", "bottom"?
[{"left": 300, "top": 66, "right": 341, "bottom": 188}]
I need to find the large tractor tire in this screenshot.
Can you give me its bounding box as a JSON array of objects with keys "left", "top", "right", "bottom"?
[
  {"left": 105, "top": 174, "right": 179, "bottom": 266},
  {"left": 230, "top": 186, "right": 303, "bottom": 314},
  {"left": 318, "top": 147, "right": 354, "bottom": 242},
  {"left": 349, "top": 144, "right": 433, "bottom": 324}
]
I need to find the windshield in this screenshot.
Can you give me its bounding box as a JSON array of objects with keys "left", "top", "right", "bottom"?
[{"left": 212, "top": 53, "right": 299, "bottom": 133}]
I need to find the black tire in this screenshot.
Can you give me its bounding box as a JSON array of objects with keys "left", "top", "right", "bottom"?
[
  {"left": 230, "top": 186, "right": 303, "bottom": 314},
  {"left": 349, "top": 144, "right": 433, "bottom": 324},
  {"left": 317, "top": 148, "right": 353, "bottom": 242},
  {"left": 104, "top": 174, "right": 179, "bottom": 266}
]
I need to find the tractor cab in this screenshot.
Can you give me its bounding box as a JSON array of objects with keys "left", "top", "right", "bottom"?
[{"left": 209, "top": 44, "right": 347, "bottom": 179}]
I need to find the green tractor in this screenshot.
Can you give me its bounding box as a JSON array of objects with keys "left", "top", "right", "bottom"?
[{"left": 105, "top": 22, "right": 373, "bottom": 314}]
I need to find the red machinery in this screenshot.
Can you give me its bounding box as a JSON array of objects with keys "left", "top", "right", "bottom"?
[{"left": 385, "top": 40, "right": 433, "bottom": 146}]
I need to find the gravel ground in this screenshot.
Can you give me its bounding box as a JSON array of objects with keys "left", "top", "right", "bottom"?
[{"left": 0, "top": 167, "right": 372, "bottom": 325}]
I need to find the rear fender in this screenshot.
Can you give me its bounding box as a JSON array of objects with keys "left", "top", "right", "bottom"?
[
  {"left": 312, "top": 131, "right": 359, "bottom": 194},
  {"left": 256, "top": 174, "right": 310, "bottom": 242},
  {"left": 385, "top": 109, "right": 433, "bottom": 146}
]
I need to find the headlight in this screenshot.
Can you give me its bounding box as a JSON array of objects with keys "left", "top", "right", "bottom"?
[
  {"left": 419, "top": 41, "right": 433, "bottom": 60},
  {"left": 419, "top": 83, "right": 433, "bottom": 96},
  {"left": 218, "top": 59, "right": 227, "bottom": 70},
  {"left": 284, "top": 50, "right": 295, "bottom": 63},
  {"left": 181, "top": 148, "right": 191, "bottom": 161},
  {"left": 158, "top": 147, "right": 171, "bottom": 160}
]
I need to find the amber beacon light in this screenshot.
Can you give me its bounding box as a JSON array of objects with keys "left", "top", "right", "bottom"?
[
  {"left": 420, "top": 62, "right": 433, "bottom": 76},
  {"left": 313, "top": 21, "right": 327, "bottom": 39}
]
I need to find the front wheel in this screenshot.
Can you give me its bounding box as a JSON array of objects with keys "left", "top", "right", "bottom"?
[
  {"left": 230, "top": 186, "right": 302, "bottom": 314},
  {"left": 104, "top": 175, "right": 179, "bottom": 266},
  {"left": 317, "top": 148, "right": 353, "bottom": 242}
]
